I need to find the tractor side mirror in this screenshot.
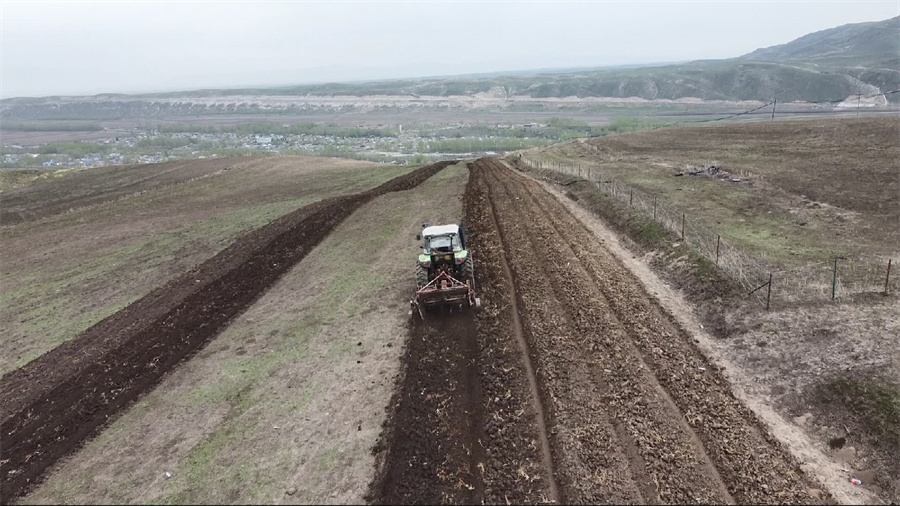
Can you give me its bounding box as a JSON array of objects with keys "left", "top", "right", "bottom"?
[{"left": 416, "top": 233, "right": 421, "bottom": 241}]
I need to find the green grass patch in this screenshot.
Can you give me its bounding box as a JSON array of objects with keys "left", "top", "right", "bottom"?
[
  {"left": 0, "top": 168, "right": 79, "bottom": 192},
  {"left": 638, "top": 220, "right": 668, "bottom": 246},
  {"left": 158, "top": 122, "right": 399, "bottom": 138},
  {"left": 150, "top": 389, "right": 262, "bottom": 505},
  {"left": 37, "top": 143, "right": 112, "bottom": 158},
  {"left": 316, "top": 446, "right": 340, "bottom": 473},
  {"left": 419, "top": 137, "right": 553, "bottom": 153},
  {"left": 828, "top": 377, "right": 900, "bottom": 450},
  {"left": 0, "top": 170, "right": 42, "bottom": 192}
]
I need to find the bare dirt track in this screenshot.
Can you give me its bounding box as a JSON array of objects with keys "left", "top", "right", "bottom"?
[
  {"left": 0, "top": 160, "right": 454, "bottom": 504},
  {"left": 371, "top": 158, "right": 828, "bottom": 504}
]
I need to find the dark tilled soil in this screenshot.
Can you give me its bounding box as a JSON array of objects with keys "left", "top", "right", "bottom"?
[
  {"left": 369, "top": 315, "right": 483, "bottom": 505},
  {"left": 370, "top": 158, "right": 830, "bottom": 504},
  {"left": 467, "top": 167, "right": 558, "bottom": 505},
  {"left": 0, "top": 161, "right": 454, "bottom": 504},
  {"left": 370, "top": 162, "right": 555, "bottom": 505}
]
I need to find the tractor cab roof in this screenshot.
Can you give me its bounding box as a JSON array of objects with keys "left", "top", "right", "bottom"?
[{"left": 422, "top": 224, "right": 459, "bottom": 237}]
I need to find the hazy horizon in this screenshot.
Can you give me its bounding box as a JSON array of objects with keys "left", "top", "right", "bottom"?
[{"left": 2, "top": 0, "right": 898, "bottom": 99}]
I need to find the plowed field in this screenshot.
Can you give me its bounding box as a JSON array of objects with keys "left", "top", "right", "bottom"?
[
  {"left": 371, "top": 158, "right": 827, "bottom": 504},
  {"left": 3, "top": 156, "right": 834, "bottom": 505},
  {"left": 0, "top": 161, "right": 455, "bottom": 503}
]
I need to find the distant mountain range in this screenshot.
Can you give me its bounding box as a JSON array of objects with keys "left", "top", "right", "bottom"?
[
  {"left": 159, "top": 16, "right": 900, "bottom": 103},
  {"left": 742, "top": 16, "right": 899, "bottom": 68},
  {"left": 2, "top": 16, "right": 898, "bottom": 120}
]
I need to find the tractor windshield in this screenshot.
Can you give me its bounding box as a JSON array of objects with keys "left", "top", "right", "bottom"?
[{"left": 425, "top": 234, "right": 462, "bottom": 253}]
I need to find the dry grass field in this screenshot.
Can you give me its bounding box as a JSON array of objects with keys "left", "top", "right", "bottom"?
[
  {"left": 0, "top": 157, "right": 412, "bottom": 374},
  {"left": 528, "top": 116, "right": 898, "bottom": 265}
]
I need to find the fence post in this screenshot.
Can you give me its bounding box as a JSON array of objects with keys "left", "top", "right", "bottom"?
[
  {"left": 715, "top": 234, "right": 721, "bottom": 267},
  {"left": 681, "top": 213, "right": 685, "bottom": 239},
  {"left": 766, "top": 273, "right": 772, "bottom": 310},
  {"left": 886, "top": 258, "right": 893, "bottom": 295},
  {"left": 629, "top": 189, "right": 633, "bottom": 208},
  {"left": 832, "top": 257, "right": 839, "bottom": 300}
]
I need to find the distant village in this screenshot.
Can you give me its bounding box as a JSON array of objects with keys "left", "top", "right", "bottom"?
[{"left": 1, "top": 122, "right": 561, "bottom": 170}]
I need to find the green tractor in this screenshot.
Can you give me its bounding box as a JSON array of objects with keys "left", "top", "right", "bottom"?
[{"left": 411, "top": 223, "right": 479, "bottom": 318}]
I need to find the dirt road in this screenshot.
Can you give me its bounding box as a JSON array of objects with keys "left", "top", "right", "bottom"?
[
  {"left": 0, "top": 161, "right": 454, "bottom": 504},
  {"left": 371, "top": 158, "right": 826, "bottom": 504}
]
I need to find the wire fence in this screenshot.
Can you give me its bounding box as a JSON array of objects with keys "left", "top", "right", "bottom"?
[{"left": 516, "top": 157, "right": 894, "bottom": 308}]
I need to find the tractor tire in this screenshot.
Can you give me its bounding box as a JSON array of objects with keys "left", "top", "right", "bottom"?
[
  {"left": 460, "top": 255, "right": 474, "bottom": 284},
  {"left": 416, "top": 264, "right": 429, "bottom": 289}
]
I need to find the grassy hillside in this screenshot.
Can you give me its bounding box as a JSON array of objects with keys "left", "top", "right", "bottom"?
[
  {"left": 518, "top": 60, "right": 888, "bottom": 102},
  {"left": 742, "top": 16, "right": 900, "bottom": 68},
  {"left": 521, "top": 116, "right": 899, "bottom": 267},
  {"left": 0, "top": 157, "right": 410, "bottom": 373}
]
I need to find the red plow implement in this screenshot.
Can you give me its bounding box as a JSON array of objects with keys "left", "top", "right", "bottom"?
[{"left": 410, "top": 271, "right": 480, "bottom": 319}]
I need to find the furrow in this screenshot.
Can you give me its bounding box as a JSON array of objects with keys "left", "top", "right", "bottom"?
[
  {"left": 481, "top": 165, "right": 561, "bottom": 504},
  {"left": 496, "top": 160, "right": 735, "bottom": 503},
  {"left": 502, "top": 159, "right": 824, "bottom": 504},
  {"left": 482, "top": 161, "right": 645, "bottom": 504}
]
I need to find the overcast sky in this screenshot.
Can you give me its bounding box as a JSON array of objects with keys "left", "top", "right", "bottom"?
[{"left": 1, "top": 0, "right": 897, "bottom": 98}]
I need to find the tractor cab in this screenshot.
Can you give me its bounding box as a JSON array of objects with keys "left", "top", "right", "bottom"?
[
  {"left": 421, "top": 224, "right": 465, "bottom": 254},
  {"left": 417, "top": 224, "right": 468, "bottom": 276}
]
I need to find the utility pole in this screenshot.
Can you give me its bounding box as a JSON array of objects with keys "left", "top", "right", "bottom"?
[{"left": 771, "top": 97, "right": 777, "bottom": 121}]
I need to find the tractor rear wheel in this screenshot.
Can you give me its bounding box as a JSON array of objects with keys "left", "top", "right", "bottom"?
[
  {"left": 460, "top": 256, "right": 474, "bottom": 284},
  {"left": 416, "top": 264, "right": 429, "bottom": 289}
]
